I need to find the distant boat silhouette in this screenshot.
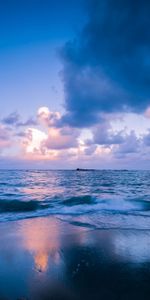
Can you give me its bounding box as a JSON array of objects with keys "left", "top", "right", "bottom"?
[{"left": 76, "top": 168, "right": 95, "bottom": 171}]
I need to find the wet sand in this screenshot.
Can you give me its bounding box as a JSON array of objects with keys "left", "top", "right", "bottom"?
[{"left": 0, "top": 217, "right": 150, "bottom": 299}]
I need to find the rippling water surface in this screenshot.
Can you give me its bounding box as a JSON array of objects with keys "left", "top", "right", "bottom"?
[{"left": 0, "top": 170, "right": 150, "bottom": 229}]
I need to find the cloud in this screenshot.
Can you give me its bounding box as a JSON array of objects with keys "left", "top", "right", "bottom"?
[
  {"left": 142, "top": 130, "right": 150, "bottom": 146},
  {"left": 17, "top": 118, "right": 37, "bottom": 127},
  {"left": 84, "top": 144, "right": 97, "bottom": 155},
  {"left": 93, "top": 122, "right": 124, "bottom": 146},
  {"left": 36, "top": 106, "right": 80, "bottom": 150},
  {"left": 0, "top": 125, "right": 12, "bottom": 150},
  {"left": 21, "top": 107, "right": 80, "bottom": 159},
  {"left": 144, "top": 107, "right": 150, "bottom": 119},
  {"left": 1, "top": 105, "right": 150, "bottom": 169},
  {"left": 84, "top": 118, "right": 142, "bottom": 160},
  {"left": 44, "top": 127, "right": 79, "bottom": 150},
  {"left": 2, "top": 112, "right": 20, "bottom": 125},
  {"left": 2, "top": 112, "right": 37, "bottom": 127},
  {"left": 60, "top": 0, "right": 150, "bottom": 127},
  {"left": 37, "top": 107, "right": 61, "bottom": 127},
  {"left": 20, "top": 106, "right": 145, "bottom": 166},
  {"left": 0, "top": 108, "right": 149, "bottom": 169},
  {"left": 113, "top": 131, "right": 141, "bottom": 158},
  {"left": 22, "top": 128, "right": 47, "bottom": 155}
]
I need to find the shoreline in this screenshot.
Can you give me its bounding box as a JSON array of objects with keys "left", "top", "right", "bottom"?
[{"left": 1, "top": 216, "right": 150, "bottom": 299}]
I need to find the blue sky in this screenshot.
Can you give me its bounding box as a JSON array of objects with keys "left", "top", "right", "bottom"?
[
  {"left": 0, "top": 0, "right": 150, "bottom": 169},
  {"left": 0, "top": 0, "right": 85, "bottom": 116}
]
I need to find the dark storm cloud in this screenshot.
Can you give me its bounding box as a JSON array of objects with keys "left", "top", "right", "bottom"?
[{"left": 61, "top": 0, "right": 150, "bottom": 127}]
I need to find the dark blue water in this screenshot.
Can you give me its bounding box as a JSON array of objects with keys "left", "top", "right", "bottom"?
[{"left": 0, "top": 170, "right": 150, "bottom": 229}]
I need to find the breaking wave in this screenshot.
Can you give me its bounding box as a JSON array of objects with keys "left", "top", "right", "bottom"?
[
  {"left": 1, "top": 169, "right": 150, "bottom": 228},
  {"left": 0, "top": 200, "right": 48, "bottom": 213}
]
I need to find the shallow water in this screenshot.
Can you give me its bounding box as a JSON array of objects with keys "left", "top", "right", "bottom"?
[{"left": 0, "top": 170, "right": 150, "bottom": 229}]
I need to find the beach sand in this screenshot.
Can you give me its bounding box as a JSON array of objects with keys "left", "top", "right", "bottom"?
[{"left": 0, "top": 217, "right": 150, "bottom": 299}]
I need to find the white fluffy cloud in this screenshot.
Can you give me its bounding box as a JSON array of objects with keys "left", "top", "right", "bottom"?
[
  {"left": 37, "top": 106, "right": 61, "bottom": 127},
  {"left": 21, "top": 107, "right": 80, "bottom": 160}
]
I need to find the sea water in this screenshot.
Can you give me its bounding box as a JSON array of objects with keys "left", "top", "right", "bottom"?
[{"left": 0, "top": 169, "right": 150, "bottom": 229}]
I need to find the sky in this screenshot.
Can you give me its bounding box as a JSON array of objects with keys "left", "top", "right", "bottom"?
[{"left": 0, "top": 0, "right": 150, "bottom": 169}]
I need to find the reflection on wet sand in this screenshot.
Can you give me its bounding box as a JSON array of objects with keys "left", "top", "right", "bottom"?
[
  {"left": 34, "top": 252, "right": 49, "bottom": 273},
  {"left": 1, "top": 218, "right": 150, "bottom": 299},
  {"left": 20, "top": 219, "right": 150, "bottom": 299},
  {"left": 20, "top": 218, "right": 61, "bottom": 273}
]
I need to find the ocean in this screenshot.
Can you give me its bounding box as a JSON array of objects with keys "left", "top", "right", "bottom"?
[
  {"left": 0, "top": 169, "right": 150, "bottom": 229},
  {"left": 1, "top": 170, "right": 150, "bottom": 299}
]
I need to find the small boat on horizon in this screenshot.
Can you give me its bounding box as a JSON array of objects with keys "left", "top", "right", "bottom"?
[{"left": 76, "top": 168, "right": 95, "bottom": 171}]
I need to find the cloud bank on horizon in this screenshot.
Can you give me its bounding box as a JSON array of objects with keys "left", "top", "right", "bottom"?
[{"left": 0, "top": 0, "right": 150, "bottom": 169}]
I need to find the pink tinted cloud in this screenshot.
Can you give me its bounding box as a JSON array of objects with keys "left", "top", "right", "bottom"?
[
  {"left": 0, "top": 126, "right": 12, "bottom": 150},
  {"left": 43, "top": 127, "right": 79, "bottom": 150}
]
